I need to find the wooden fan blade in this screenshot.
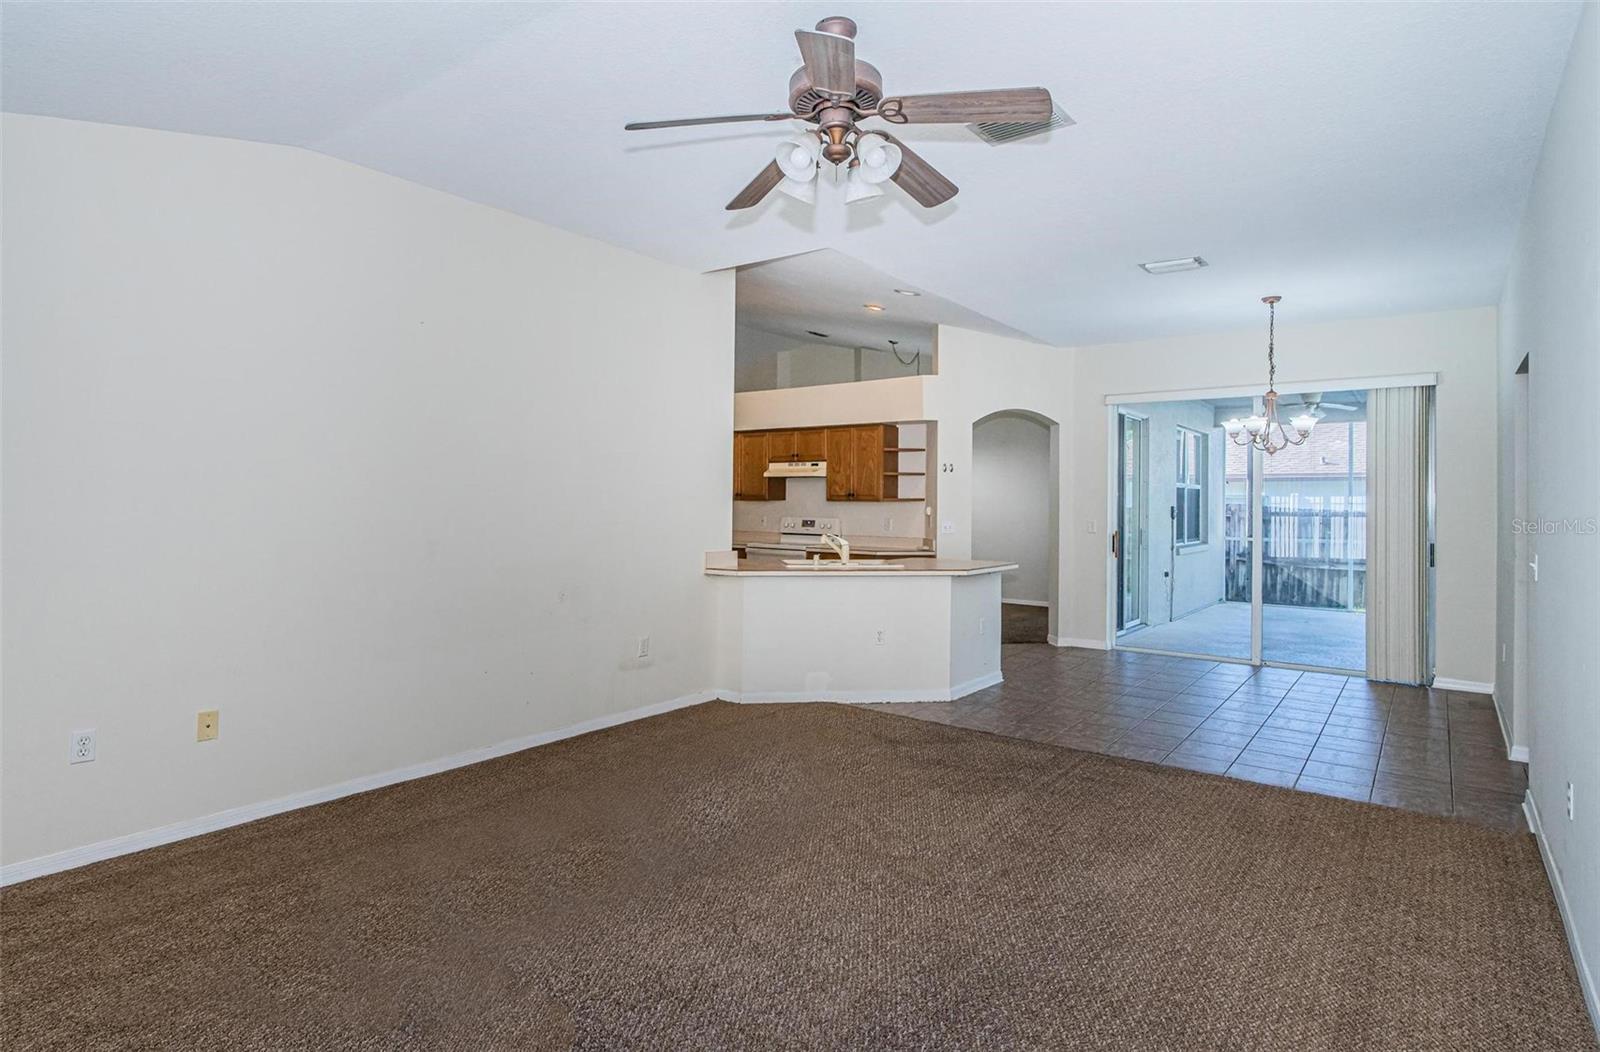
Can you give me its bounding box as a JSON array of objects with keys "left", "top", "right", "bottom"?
[
  {"left": 725, "top": 161, "right": 786, "bottom": 211},
  {"left": 625, "top": 113, "right": 792, "bottom": 131},
  {"left": 880, "top": 135, "right": 958, "bottom": 208},
  {"left": 879, "top": 87, "right": 1052, "bottom": 124},
  {"left": 795, "top": 29, "right": 856, "bottom": 97}
]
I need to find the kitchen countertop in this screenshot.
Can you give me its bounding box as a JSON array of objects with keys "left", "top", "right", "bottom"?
[{"left": 706, "top": 551, "right": 1016, "bottom": 578}]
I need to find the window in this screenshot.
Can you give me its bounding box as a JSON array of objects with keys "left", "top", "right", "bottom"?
[{"left": 1175, "top": 427, "right": 1206, "bottom": 546}]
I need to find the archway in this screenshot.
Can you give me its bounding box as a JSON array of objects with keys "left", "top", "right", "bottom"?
[{"left": 972, "top": 410, "right": 1060, "bottom": 646}]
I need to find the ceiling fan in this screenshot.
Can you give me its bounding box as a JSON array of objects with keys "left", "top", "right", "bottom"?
[
  {"left": 1294, "top": 392, "right": 1361, "bottom": 419},
  {"left": 624, "top": 15, "right": 1053, "bottom": 210}
]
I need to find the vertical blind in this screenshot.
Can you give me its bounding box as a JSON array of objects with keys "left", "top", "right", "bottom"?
[{"left": 1365, "top": 385, "right": 1432, "bottom": 684}]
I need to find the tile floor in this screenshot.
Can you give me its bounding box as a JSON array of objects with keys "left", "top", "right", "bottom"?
[{"left": 864, "top": 643, "right": 1528, "bottom": 832}]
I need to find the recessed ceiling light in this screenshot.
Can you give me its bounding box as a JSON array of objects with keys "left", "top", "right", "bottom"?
[
  {"left": 863, "top": 303, "right": 886, "bottom": 312},
  {"left": 893, "top": 288, "right": 921, "bottom": 297},
  {"left": 1139, "top": 256, "right": 1208, "bottom": 275},
  {"left": 806, "top": 330, "right": 830, "bottom": 338}
]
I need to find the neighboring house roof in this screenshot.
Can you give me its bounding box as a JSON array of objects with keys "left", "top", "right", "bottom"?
[{"left": 1226, "top": 420, "right": 1367, "bottom": 480}]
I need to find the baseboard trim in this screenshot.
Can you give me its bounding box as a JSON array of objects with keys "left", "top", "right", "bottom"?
[
  {"left": 0, "top": 689, "right": 718, "bottom": 887},
  {"left": 1001, "top": 598, "right": 1050, "bottom": 608},
  {"left": 1525, "top": 790, "right": 1600, "bottom": 1040},
  {"left": 1487, "top": 688, "right": 1530, "bottom": 763},
  {"left": 1049, "top": 636, "right": 1107, "bottom": 650},
  {"left": 716, "top": 670, "right": 1004, "bottom": 705},
  {"left": 1432, "top": 676, "right": 1495, "bottom": 694}
]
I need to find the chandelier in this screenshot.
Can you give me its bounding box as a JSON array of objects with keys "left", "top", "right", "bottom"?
[{"left": 1222, "top": 295, "right": 1318, "bottom": 455}]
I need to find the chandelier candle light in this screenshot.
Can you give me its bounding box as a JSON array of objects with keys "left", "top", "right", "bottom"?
[{"left": 1223, "top": 295, "right": 1318, "bottom": 455}]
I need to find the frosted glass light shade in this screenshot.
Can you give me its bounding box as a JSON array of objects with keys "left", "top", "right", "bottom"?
[
  {"left": 854, "top": 133, "right": 902, "bottom": 184},
  {"left": 775, "top": 137, "right": 821, "bottom": 182},
  {"left": 776, "top": 176, "right": 817, "bottom": 203},
  {"left": 845, "top": 169, "right": 885, "bottom": 203}
]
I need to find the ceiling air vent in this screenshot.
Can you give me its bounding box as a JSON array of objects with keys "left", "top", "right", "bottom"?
[{"left": 969, "top": 106, "right": 1074, "bottom": 145}]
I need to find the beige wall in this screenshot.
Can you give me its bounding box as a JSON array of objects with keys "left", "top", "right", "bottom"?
[
  {"left": 1, "top": 115, "right": 735, "bottom": 868},
  {"left": 734, "top": 376, "right": 927, "bottom": 430}
]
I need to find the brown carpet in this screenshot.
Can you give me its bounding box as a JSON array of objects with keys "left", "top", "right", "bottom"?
[{"left": 3, "top": 702, "right": 1594, "bottom": 1050}]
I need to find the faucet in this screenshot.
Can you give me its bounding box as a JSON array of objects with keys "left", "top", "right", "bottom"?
[{"left": 821, "top": 532, "right": 851, "bottom": 564}]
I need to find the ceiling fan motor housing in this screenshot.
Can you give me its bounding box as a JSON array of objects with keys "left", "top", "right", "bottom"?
[{"left": 788, "top": 60, "right": 883, "bottom": 117}]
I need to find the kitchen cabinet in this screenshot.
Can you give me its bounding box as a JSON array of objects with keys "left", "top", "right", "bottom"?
[
  {"left": 737, "top": 422, "right": 924, "bottom": 502},
  {"left": 767, "top": 428, "right": 827, "bottom": 462},
  {"left": 734, "top": 432, "right": 784, "bottom": 501},
  {"left": 850, "top": 425, "right": 885, "bottom": 501},
  {"left": 824, "top": 424, "right": 894, "bottom": 501},
  {"left": 825, "top": 427, "right": 855, "bottom": 500}
]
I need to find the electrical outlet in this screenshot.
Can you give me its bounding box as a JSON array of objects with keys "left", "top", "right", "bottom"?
[
  {"left": 875, "top": 629, "right": 886, "bottom": 647},
  {"left": 637, "top": 635, "right": 651, "bottom": 659},
  {"left": 196, "top": 710, "right": 219, "bottom": 742},
  {"left": 1567, "top": 782, "right": 1575, "bottom": 821},
  {"left": 1087, "top": 520, "right": 1097, "bottom": 534},
  {"left": 69, "top": 729, "right": 96, "bottom": 765},
  {"left": 883, "top": 515, "right": 893, "bottom": 531},
  {"left": 940, "top": 520, "right": 954, "bottom": 534},
  {"left": 978, "top": 617, "right": 987, "bottom": 636}
]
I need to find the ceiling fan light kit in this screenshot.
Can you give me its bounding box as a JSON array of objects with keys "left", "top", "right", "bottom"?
[
  {"left": 624, "top": 15, "right": 1053, "bottom": 211},
  {"left": 1223, "top": 296, "right": 1319, "bottom": 455}
]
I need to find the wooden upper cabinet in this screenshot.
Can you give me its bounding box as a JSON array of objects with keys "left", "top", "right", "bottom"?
[
  {"left": 739, "top": 423, "right": 903, "bottom": 502},
  {"left": 850, "top": 425, "right": 884, "bottom": 501},
  {"left": 734, "top": 431, "right": 783, "bottom": 501},
  {"left": 825, "top": 427, "right": 855, "bottom": 501},
  {"left": 767, "top": 430, "right": 798, "bottom": 462},
  {"left": 764, "top": 429, "right": 825, "bottom": 463},
  {"left": 795, "top": 428, "right": 827, "bottom": 461}
]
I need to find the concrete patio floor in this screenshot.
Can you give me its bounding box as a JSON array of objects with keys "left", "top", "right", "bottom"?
[{"left": 1118, "top": 601, "right": 1365, "bottom": 672}]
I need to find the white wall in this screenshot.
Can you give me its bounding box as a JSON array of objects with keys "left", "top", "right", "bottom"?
[
  {"left": 972, "top": 414, "right": 1053, "bottom": 604},
  {"left": 734, "top": 325, "right": 921, "bottom": 392},
  {"left": 733, "top": 324, "right": 780, "bottom": 393},
  {"left": 0, "top": 115, "right": 735, "bottom": 868},
  {"left": 922, "top": 328, "right": 1071, "bottom": 640},
  {"left": 1497, "top": 0, "right": 1599, "bottom": 1018},
  {"left": 731, "top": 477, "right": 928, "bottom": 543}
]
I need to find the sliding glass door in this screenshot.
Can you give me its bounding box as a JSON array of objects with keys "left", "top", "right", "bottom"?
[
  {"left": 1113, "top": 390, "right": 1373, "bottom": 675},
  {"left": 1258, "top": 393, "right": 1367, "bottom": 672}
]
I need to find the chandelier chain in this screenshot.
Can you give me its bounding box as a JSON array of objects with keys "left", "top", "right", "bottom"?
[{"left": 1267, "top": 299, "right": 1276, "bottom": 390}]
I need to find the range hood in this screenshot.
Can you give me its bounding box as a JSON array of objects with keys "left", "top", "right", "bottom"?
[{"left": 764, "top": 460, "right": 827, "bottom": 478}]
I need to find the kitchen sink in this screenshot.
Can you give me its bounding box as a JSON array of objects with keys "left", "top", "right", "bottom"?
[{"left": 780, "top": 559, "right": 907, "bottom": 570}]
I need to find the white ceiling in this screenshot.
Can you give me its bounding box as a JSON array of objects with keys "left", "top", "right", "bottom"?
[
  {"left": 3, "top": 2, "right": 1583, "bottom": 346},
  {"left": 736, "top": 249, "right": 1031, "bottom": 354}
]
